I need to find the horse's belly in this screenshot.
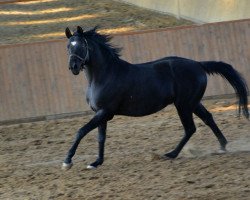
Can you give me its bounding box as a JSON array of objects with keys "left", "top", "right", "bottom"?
[{"left": 116, "top": 96, "right": 173, "bottom": 117}]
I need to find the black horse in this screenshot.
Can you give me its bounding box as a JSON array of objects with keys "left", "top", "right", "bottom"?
[{"left": 62, "top": 26, "right": 249, "bottom": 170}]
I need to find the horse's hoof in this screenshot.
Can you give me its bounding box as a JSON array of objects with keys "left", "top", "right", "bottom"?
[
  {"left": 211, "top": 149, "right": 227, "bottom": 155},
  {"left": 218, "top": 149, "right": 227, "bottom": 154},
  {"left": 86, "top": 165, "right": 97, "bottom": 170},
  {"left": 217, "top": 149, "right": 227, "bottom": 154},
  {"left": 62, "top": 162, "right": 73, "bottom": 170},
  {"left": 163, "top": 151, "right": 178, "bottom": 160},
  {"left": 161, "top": 155, "right": 175, "bottom": 160}
]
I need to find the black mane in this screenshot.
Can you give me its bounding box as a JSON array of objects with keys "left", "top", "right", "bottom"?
[{"left": 74, "top": 27, "right": 121, "bottom": 58}]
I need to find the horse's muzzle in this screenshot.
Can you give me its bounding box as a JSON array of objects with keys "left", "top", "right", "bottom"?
[{"left": 69, "top": 63, "right": 81, "bottom": 75}]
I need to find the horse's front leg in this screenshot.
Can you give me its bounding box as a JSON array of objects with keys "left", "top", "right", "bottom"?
[
  {"left": 62, "top": 110, "right": 110, "bottom": 170},
  {"left": 87, "top": 122, "right": 107, "bottom": 169}
]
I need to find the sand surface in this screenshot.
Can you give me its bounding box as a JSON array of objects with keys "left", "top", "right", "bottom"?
[{"left": 0, "top": 98, "right": 249, "bottom": 199}]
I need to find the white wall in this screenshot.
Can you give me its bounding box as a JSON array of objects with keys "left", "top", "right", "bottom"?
[{"left": 119, "top": 0, "right": 250, "bottom": 23}]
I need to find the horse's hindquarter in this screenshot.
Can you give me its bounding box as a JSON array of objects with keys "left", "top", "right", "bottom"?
[
  {"left": 116, "top": 62, "right": 175, "bottom": 116},
  {"left": 169, "top": 58, "right": 208, "bottom": 106}
]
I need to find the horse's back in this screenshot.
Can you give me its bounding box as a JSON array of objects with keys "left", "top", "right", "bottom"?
[
  {"left": 137, "top": 56, "right": 206, "bottom": 77},
  {"left": 140, "top": 56, "right": 207, "bottom": 87},
  {"left": 168, "top": 56, "right": 207, "bottom": 86}
]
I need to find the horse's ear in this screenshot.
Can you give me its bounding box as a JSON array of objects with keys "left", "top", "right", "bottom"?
[
  {"left": 65, "top": 27, "right": 72, "bottom": 39},
  {"left": 77, "top": 26, "right": 84, "bottom": 34},
  {"left": 93, "top": 25, "right": 99, "bottom": 32}
]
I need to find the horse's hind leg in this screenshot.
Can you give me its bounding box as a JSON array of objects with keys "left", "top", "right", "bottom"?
[
  {"left": 164, "top": 107, "right": 196, "bottom": 159},
  {"left": 194, "top": 103, "right": 227, "bottom": 150}
]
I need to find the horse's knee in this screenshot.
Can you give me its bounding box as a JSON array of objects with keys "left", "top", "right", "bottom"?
[
  {"left": 186, "top": 125, "right": 196, "bottom": 136},
  {"left": 75, "top": 128, "right": 86, "bottom": 141},
  {"left": 191, "top": 126, "right": 196, "bottom": 134}
]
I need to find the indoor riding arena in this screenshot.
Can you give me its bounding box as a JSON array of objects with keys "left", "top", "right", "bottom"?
[{"left": 0, "top": 0, "right": 249, "bottom": 199}]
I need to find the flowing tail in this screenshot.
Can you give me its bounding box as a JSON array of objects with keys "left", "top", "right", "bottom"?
[{"left": 201, "top": 61, "right": 249, "bottom": 119}]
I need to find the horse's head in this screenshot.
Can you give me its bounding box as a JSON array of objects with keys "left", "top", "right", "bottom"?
[{"left": 65, "top": 26, "right": 89, "bottom": 75}]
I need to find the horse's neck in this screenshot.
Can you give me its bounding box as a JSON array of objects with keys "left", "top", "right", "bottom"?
[
  {"left": 84, "top": 58, "right": 116, "bottom": 85},
  {"left": 84, "top": 47, "right": 129, "bottom": 85}
]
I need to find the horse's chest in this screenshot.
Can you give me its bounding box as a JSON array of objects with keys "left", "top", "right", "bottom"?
[{"left": 86, "top": 88, "right": 104, "bottom": 111}]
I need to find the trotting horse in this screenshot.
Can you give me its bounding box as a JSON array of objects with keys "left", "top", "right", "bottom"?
[{"left": 62, "top": 26, "right": 249, "bottom": 170}]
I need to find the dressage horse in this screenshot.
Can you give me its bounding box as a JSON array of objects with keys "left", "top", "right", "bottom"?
[{"left": 62, "top": 26, "right": 249, "bottom": 170}]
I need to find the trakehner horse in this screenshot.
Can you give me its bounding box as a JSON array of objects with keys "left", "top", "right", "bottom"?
[{"left": 62, "top": 26, "right": 249, "bottom": 170}]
